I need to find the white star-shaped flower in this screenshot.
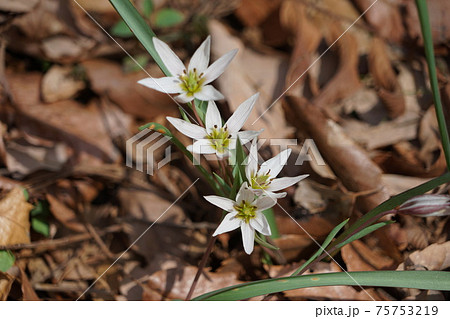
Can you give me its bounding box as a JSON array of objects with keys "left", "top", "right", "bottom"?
[
  {"left": 205, "top": 183, "right": 276, "bottom": 254},
  {"left": 246, "top": 139, "right": 309, "bottom": 198},
  {"left": 167, "top": 93, "right": 262, "bottom": 158},
  {"left": 138, "top": 36, "right": 237, "bottom": 103}
]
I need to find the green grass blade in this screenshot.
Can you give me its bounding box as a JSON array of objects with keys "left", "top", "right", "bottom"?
[
  {"left": 291, "top": 219, "right": 349, "bottom": 276},
  {"left": 193, "top": 271, "right": 450, "bottom": 301},
  {"left": 415, "top": 0, "right": 450, "bottom": 170},
  {"left": 335, "top": 221, "right": 393, "bottom": 250},
  {"left": 262, "top": 208, "right": 279, "bottom": 239},
  {"left": 335, "top": 172, "right": 450, "bottom": 248},
  {"left": 109, "top": 0, "right": 170, "bottom": 76}
]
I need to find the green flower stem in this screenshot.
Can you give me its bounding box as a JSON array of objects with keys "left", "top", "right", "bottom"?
[
  {"left": 415, "top": 0, "right": 450, "bottom": 170},
  {"left": 109, "top": 0, "right": 170, "bottom": 76}
]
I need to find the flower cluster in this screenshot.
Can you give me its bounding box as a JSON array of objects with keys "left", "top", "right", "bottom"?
[{"left": 139, "top": 36, "right": 308, "bottom": 254}]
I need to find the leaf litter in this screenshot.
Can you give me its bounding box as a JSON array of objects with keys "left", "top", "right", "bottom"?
[{"left": 0, "top": 0, "right": 449, "bottom": 301}]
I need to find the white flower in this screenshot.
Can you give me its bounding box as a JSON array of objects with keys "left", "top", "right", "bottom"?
[
  {"left": 245, "top": 139, "right": 308, "bottom": 198},
  {"left": 166, "top": 93, "right": 262, "bottom": 157},
  {"left": 138, "top": 36, "right": 237, "bottom": 103},
  {"left": 205, "top": 183, "right": 276, "bottom": 254}
]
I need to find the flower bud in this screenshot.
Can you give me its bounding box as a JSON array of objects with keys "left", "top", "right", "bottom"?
[{"left": 396, "top": 194, "right": 450, "bottom": 217}]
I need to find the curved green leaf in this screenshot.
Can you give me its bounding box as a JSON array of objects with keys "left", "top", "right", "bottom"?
[{"left": 193, "top": 271, "right": 450, "bottom": 301}]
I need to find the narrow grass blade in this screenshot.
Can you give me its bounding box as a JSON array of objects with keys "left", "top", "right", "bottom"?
[
  {"left": 193, "top": 271, "right": 450, "bottom": 301},
  {"left": 291, "top": 219, "right": 349, "bottom": 276}
]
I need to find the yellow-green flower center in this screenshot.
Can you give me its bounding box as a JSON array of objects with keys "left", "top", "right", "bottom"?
[
  {"left": 207, "top": 126, "right": 231, "bottom": 154},
  {"left": 179, "top": 68, "right": 205, "bottom": 96},
  {"left": 234, "top": 200, "right": 257, "bottom": 224},
  {"left": 250, "top": 173, "right": 272, "bottom": 189}
]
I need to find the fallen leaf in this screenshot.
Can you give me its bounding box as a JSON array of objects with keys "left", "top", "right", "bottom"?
[
  {"left": 46, "top": 193, "right": 85, "bottom": 233},
  {"left": 397, "top": 241, "right": 450, "bottom": 271},
  {"left": 0, "top": 188, "right": 33, "bottom": 246},
  {"left": 41, "top": 65, "right": 85, "bottom": 103},
  {"left": 235, "top": 0, "right": 282, "bottom": 27},
  {"left": 341, "top": 239, "right": 395, "bottom": 271},
  {"left": 0, "top": 272, "right": 14, "bottom": 301},
  {"left": 145, "top": 265, "right": 244, "bottom": 300}
]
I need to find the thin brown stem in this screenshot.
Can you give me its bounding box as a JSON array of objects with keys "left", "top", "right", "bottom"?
[{"left": 185, "top": 235, "right": 217, "bottom": 300}]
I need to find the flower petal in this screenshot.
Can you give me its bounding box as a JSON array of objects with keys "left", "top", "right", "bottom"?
[
  {"left": 245, "top": 138, "right": 258, "bottom": 182},
  {"left": 153, "top": 37, "right": 185, "bottom": 76},
  {"left": 188, "top": 36, "right": 210, "bottom": 74},
  {"left": 166, "top": 117, "right": 207, "bottom": 139},
  {"left": 205, "top": 100, "right": 223, "bottom": 134},
  {"left": 188, "top": 139, "right": 216, "bottom": 154},
  {"left": 255, "top": 196, "right": 276, "bottom": 211},
  {"left": 225, "top": 93, "right": 259, "bottom": 133},
  {"left": 236, "top": 129, "right": 263, "bottom": 145},
  {"left": 203, "top": 49, "right": 238, "bottom": 84},
  {"left": 175, "top": 93, "right": 195, "bottom": 103},
  {"left": 213, "top": 213, "right": 241, "bottom": 236},
  {"left": 241, "top": 222, "right": 255, "bottom": 254},
  {"left": 236, "top": 182, "right": 255, "bottom": 204},
  {"left": 138, "top": 77, "right": 182, "bottom": 94},
  {"left": 250, "top": 213, "right": 271, "bottom": 236},
  {"left": 266, "top": 175, "right": 309, "bottom": 192},
  {"left": 258, "top": 149, "right": 292, "bottom": 178},
  {"left": 194, "top": 85, "right": 224, "bottom": 101},
  {"left": 204, "top": 195, "right": 236, "bottom": 212}
]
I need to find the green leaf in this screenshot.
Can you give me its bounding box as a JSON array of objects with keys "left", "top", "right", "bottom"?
[
  {"left": 193, "top": 271, "right": 450, "bottom": 301},
  {"left": 30, "top": 200, "right": 50, "bottom": 237},
  {"left": 154, "top": 8, "right": 184, "bottom": 28},
  {"left": 123, "top": 54, "right": 150, "bottom": 73},
  {"left": 109, "top": 0, "right": 170, "bottom": 76},
  {"left": 235, "top": 136, "right": 247, "bottom": 183},
  {"left": 335, "top": 221, "right": 393, "bottom": 251},
  {"left": 213, "top": 173, "right": 231, "bottom": 194},
  {"left": 415, "top": 0, "right": 450, "bottom": 169},
  {"left": 0, "top": 250, "right": 15, "bottom": 272},
  {"left": 254, "top": 233, "right": 279, "bottom": 250},
  {"left": 262, "top": 208, "right": 279, "bottom": 239},
  {"left": 111, "top": 20, "right": 134, "bottom": 37},
  {"left": 193, "top": 99, "right": 207, "bottom": 124},
  {"left": 142, "top": 0, "right": 154, "bottom": 17},
  {"left": 179, "top": 107, "right": 191, "bottom": 123},
  {"left": 139, "top": 122, "right": 173, "bottom": 137},
  {"left": 292, "top": 219, "right": 349, "bottom": 276}
]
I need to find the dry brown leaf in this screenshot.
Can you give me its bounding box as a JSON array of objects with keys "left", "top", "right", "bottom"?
[
  {"left": 284, "top": 96, "right": 389, "bottom": 212},
  {"left": 353, "top": 0, "right": 405, "bottom": 42},
  {"left": 397, "top": 241, "right": 450, "bottom": 271},
  {"left": 0, "top": 187, "right": 32, "bottom": 246},
  {"left": 46, "top": 193, "right": 85, "bottom": 233},
  {"left": 145, "top": 265, "right": 244, "bottom": 300},
  {"left": 82, "top": 59, "right": 178, "bottom": 120},
  {"left": 369, "top": 38, "right": 405, "bottom": 118},
  {"left": 19, "top": 267, "right": 40, "bottom": 301},
  {"left": 0, "top": 272, "right": 14, "bottom": 301},
  {"left": 235, "top": 0, "right": 282, "bottom": 27},
  {"left": 209, "top": 20, "right": 294, "bottom": 140},
  {"left": 341, "top": 239, "right": 395, "bottom": 271},
  {"left": 41, "top": 65, "right": 85, "bottom": 103}
]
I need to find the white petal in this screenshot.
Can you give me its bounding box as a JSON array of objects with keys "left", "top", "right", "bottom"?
[
  {"left": 188, "top": 36, "right": 210, "bottom": 74},
  {"left": 204, "top": 195, "right": 236, "bottom": 212},
  {"left": 241, "top": 223, "right": 255, "bottom": 254},
  {"left": 225, "top": 93, "right": 259, "bottom": 133},
  {"left": 250, "top": 213, "right": 271, "bottom": 236},
  {"left": 236, "top": 182, "right": 255, "bottom": 204},
  {"left": 258, "top": 149, "right": 292, "bottom": 178},
  {"left": 194, "top": 85, "right": 224, "bottom": 101},
  {"left": 265, "top": 191, "right": 287, "bottom": 199},
  {"left": 255, "top": 196, "right": 276, "bottom": 211},
  {"left": 166, "top": 117, "right": 207, "bottom": 139},
  {"left": 138, "top": 77, "right": 182, "bottom": 94},
  {"left": 189, "top": 139, "right": 216, "bottom": 154},
  {"left": 215, "top": 149, "right": 232, "bottom": 159},
  {"left": 236, "top": 129, "right": 263, "bottom": 145},
  {"left": 175, "top": 93, "right": 195, "bottom": 103},
  {"left": 245, "top": 138, "right": 259, "bottom": 182},
  {"left": 266, "top": 175, "right": 309, "bottom": 192},
  {"left": 213, "top": 213, "right": 241, "bottom": 236},
  {"left": 203, "top": 49, "right": 238, "bottom": 84},
  {"left": 205, "top": 100, "right": 223, "bottom": 134},
  {"left": 153, "top": 37, "right": 185, "bottom": 76}
]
